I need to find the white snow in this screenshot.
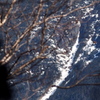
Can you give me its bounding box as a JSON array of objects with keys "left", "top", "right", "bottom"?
[
  {"left": 83, "top": 37, "right": 95, "bottom": 55},
  {"left": 75, "top": 53, "right": 83, "bottom": 64},
  {"left": 38, "top": 1, "right": 100, "bottom": 100},
  {"left": 85, "top": 59, "right": 93, "bottom": 65},
  {"left": 39, "top": 21, "right": 80, "bottom": 100},
  {"left": 84, "top": 1, "right": 90, "bottom": 4}
]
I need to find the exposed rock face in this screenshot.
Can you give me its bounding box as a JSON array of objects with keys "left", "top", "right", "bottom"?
[
  {"left": 0, "top": 0, "right": 100, "bottom": 100},
  {"left": 48, "top": 2, "right": 100, "bottom": 100}
]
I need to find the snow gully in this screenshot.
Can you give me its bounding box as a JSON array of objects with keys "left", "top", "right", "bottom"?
[{"left": 39, "top": 21, "right": 81, "bottom": 100}]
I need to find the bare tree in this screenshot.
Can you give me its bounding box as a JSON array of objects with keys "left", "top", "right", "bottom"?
[{"left": 0, "top": 0, "right": 100, "bottom": 99}]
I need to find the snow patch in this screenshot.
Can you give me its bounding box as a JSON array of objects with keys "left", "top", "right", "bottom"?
[
  {"left": 83, "top": 37, "right": 95, "bottom": 55},
  {"left": 39, "top": 21, "right": 80, "bottom": 100}
]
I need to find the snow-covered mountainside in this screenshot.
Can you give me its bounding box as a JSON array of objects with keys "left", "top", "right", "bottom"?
[
  {"left": 0, "top": 0, "right": 100, "bottom": 100},
  {"left": 40, "top": 1, "right": 100, "bottom": 100}
]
